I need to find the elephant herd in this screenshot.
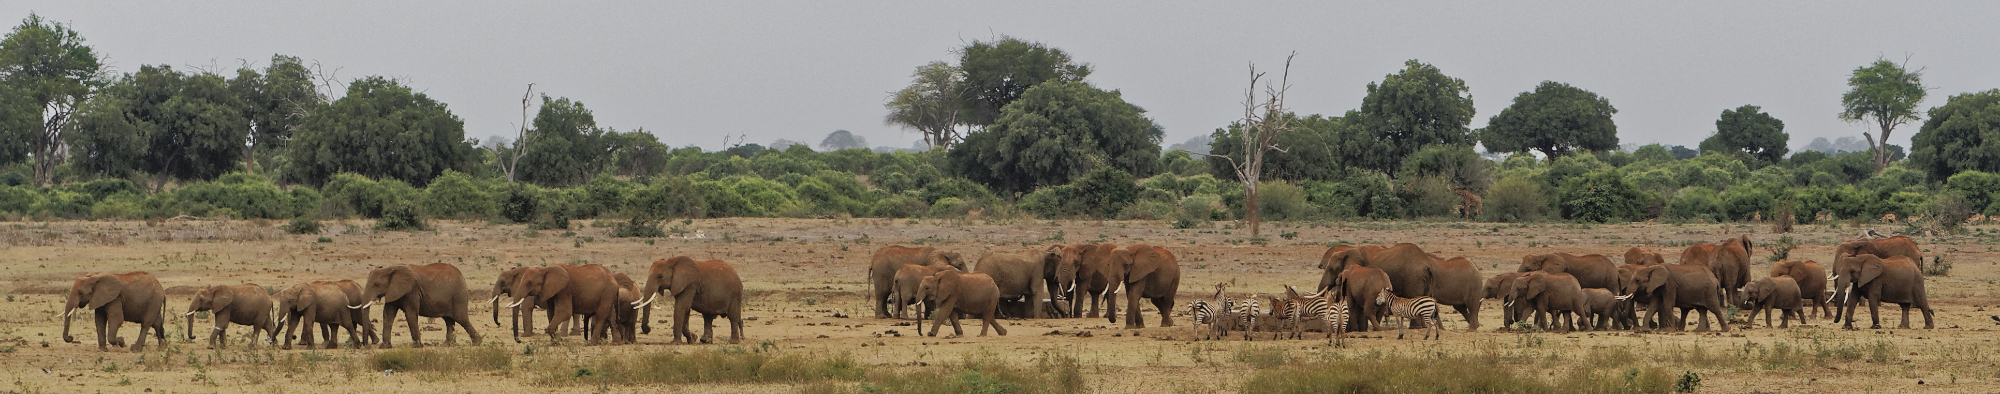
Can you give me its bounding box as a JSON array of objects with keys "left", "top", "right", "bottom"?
[
  {"left": 59, "top": 257, "right": 748, "bottom": 352},
  {"left": 870, "top": 243, "right": 1182, "bottom": 337},
  {"left": 866, "top": 235, "right": 1938, "bottom": 342}
]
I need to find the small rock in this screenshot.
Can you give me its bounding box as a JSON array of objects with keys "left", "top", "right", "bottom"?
[
  {"left": 1044, "top": 330, "right": 1064, "bottom": 336},
  {"left": 816, "top": 335, "right": 829, "bottom": 338}
]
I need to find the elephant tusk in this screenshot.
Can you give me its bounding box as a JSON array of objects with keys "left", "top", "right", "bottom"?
[
  {"left": 507, "top": 299, "right": 525, "bottom": 308},
  {"left": 489, "top": 296, "right": 499, "bottom": 305},
  {"left": 1614, "top": 294, "right": 1632, "bottom": 301},
  {"left": 349, "top": 300, "right": 375, "bottom": 310},
  {"left": 632, "top": 294, "right": 658, "bottom": 310},
  {"left": 184, "top": 311, "right": 196, "bottom": 316},
  {"left": 213, "top": 326, "right": 225, "bottom": 331}
]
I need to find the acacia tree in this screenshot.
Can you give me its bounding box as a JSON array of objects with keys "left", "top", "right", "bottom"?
[
  {"left": 285, "top": 76, "right": 475, "bottom": 187},
  {"left": 1699, "top": 105, "right": 1788, "bottom": 167},
  {"left": 1909, "top": 89, "right": 2000, "bottom": 180},
  {"left": 1479, "top": 81, "right": 1619, "bottom": 159},
  {"left": 884, "top": 62, "right": 962, "bottom": 149},
  {"left": 1207, "top": 54, "right": 1296, "bottom": 238},
  {"left": 0, "top": 13, "right": 103, "bottom": 186},
  {"left": 946, "top": 81, "right": 1161, "bottom": 195},
  {"left": 1840, "top": 57, "right": 1927, "bottom": 173}
]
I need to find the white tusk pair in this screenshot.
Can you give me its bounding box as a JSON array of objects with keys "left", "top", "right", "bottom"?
[
  {"left": 349, "top": 300, "right": 375, "bottom": 310},
  {"left": 632, "top": 294, "right": 658, "bottom": 310}
]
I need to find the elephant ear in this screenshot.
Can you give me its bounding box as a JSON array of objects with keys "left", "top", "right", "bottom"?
[
  {"left": 297, "top": 287, "right": 317, "bottom": 311},
  {"left": 1124, "top": 248, "right": 1157, "bottom": 284},
  {"left": 540, "top": 267, "right": 572, "bottom": 303},
  {"left": 1642, "top": 267, "right": 1669, "bottom": 291},
  {"left": 936, "top": 272, "right": 960, "bottom": 303},
  {"left": 210, "top": 288, "right": 235, "bottom": 314},
  {"left": 1858, "top": 258, "right": 1886, "bottom": 286},
  {"left": 671, "top": 260, "right": 702, "bottom": 296},
  {"left": 384, "top": 266, "right": 418, "bottom": 303},
  {"left": 88, "top": 276, "right": 124, "bottom": 309}
]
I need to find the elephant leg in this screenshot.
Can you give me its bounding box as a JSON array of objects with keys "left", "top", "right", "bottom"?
[
  {"left": 1867, "top": 296, "right": 1883, "bottom": 329},
  {"left": 1087, "top": 289, "right": 1102, "bottom": 319},
  {"left": 1123, "top": 283, "right": 1145, "bottom": 329},
  {"left": 1897, "top": 303, "right": 1912, "bottom": 329},
  {"left": 950, "top": 312, "right": 965, "bottom": 337},
  {"left": 1151, "top": 295, "right": 1174, "bottom": 327},
  {"left": 548, "top": 302, "right": 573, "bottom": 340},
  {"left": 873, "top": 282, "right": 893, "bottom": 319},
  {"left": 672, "top": 302, "right": 693, "bottom": 344},
  {"left": 1456, "top": 304, "right": 1479, "bottom": 332},
  {"left": 379, "top": 307, "right": 398, "bottom": 349}
]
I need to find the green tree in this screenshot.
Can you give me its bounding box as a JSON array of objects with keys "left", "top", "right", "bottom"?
[
  {"left": 947, "top": 81, "right": 1160, "bottom": 194},
  {"left": 67, "top": 65, "right": 250, "bottom": 191},
  {"left": 517, "top": 94, "right": 609, "bottom": 187},
  {"left": 606, "top": 129, "right": 668, "bottom": 177},
  {"left": 1699, "top": 105, "right": 1789, "bottom": 167},
  {"left": 0, "top": 83, "right": 33, "bottom": 165},
  {"left": 230, "top": 54, "right": 324, "bottom": 175},
  {"left": 287, "top": 76, "right": 476, "bottom": 187},
  {"left": 1352, "top": 60, "right": 1476, "bottom": 173},
  {"left": 0, "top": 13, "right": 103, "bottom": 186},
  {"left": 1840, "top": 58, "right": 1927, "bottom": 173},
  {"left": 1908, "top": 89, "right": 2000, "bottom": 180},
  {"left": 956, "top": 37, "right": 1091, "bottom": 127},
  {"left": 884, "top": 61, "right": 963, "bottom": 149},
  {"left": 1479, "top": 81, "right": 1619, "bottom": 159}
]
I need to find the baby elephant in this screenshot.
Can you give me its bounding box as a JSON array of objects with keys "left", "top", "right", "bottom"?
[
  {"left": 918, "top": 270, "right": 1006, "bottom": 337},
  {"left": 186, "top": 284, "right": 277, "bottom": 349},
  {"left": 1742, "top": 276, "right": 1805, "bottom": 329}
]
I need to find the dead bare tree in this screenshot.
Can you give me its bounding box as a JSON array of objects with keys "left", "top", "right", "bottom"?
[
  {"left": 489, "top": 83, "right": 535, "bottom": 183},
  {"left": 1202, "top": 53, "right": 1297, "bottom": 238}
]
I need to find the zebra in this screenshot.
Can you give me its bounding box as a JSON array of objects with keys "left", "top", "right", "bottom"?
[
  {"left": 1235, "top": 297, "right": 1260, "bottom": 341},
  {"left": 1280, "top": 285, "right": 1350, "bottom": 346},
  {"left": 1189, "top": 283, "right": 1230, "bottom": 340},
  {"left": 1377, "top": 289, "right": 1441, "bottom": 340}
]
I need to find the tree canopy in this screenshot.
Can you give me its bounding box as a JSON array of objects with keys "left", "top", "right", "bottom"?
[
  {"left": 0, "top": 13, "right": 102, "bottom": 186},
  {"left": 68, "top": 65, "right": 250, "bottom": 191},
  {"left": 884, "top": 61, "right": 962, "bottom": 149},
  {"left": 956, "top": 37, "right": 1090, "bottom": 127},
  {"left": 286, "top": 76, "right": 476, "bottom": 187},
  {"left": 516, "top": 94, "right": 609, "bottom": 187},
  {"left": 1909, "top": 89, "right": 2000, "bottom": 180},
  {"left": 947, "top": 81, "right": 1160, "bottom": 194},
  {"left": 1479, "top": 81, "right": 1619, "bottom": 159},
  {"left": 230, "top": 54, "right": 324, "bottom": 173},
  {"left": 1352, "top": 60, "right": 1476, "bottom": 173},
  {"left": 1699, "top": 105, "right": 1788, "bottom": 167},
  {"left": 819, "top": 130, "right": 866, "bottom": 151},
  {"left": 1840, "top": 58, "right": 1927, "bottom": 172}
]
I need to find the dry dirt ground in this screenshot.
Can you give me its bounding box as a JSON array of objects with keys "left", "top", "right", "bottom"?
[{"left": 2, "top": 217, "right": 1999, "bottom": 393}]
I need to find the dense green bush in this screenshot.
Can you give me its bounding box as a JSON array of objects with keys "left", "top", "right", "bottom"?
[
  {"left": 285, "top": 217, "right": 323, "bottom": 234},
  {"left": 1398, "top": 175, "right": 1459, "bottom": 218},
  {"left": 172, "top": 173, "right": 297, "bottom": 219},
  {"left": 1944, "top": 170, "right": 2000, "bottom": 214},
  {"left": 1560, "top": 169, "right": 1649, "bottom": 223},
  {"left": 375, "top": 199, "right": 431, "bottom": 231},
  {"left": 1665, "top": 187, "right": 1724, "bottom": 222},
  {"left": 627, "top": 177, "right": 706, "bottom": 219},
  {"left": 575, "top": 174, "right": 634, "bottom": 218},
  {"left": 1256, "top": 181, "right": 1315, "bottom": 221},
  {"left": 90, "top": 192, "right": 144, "bottom": 220},
  {"left": 0, "top": 185, "right": 38, "bottom": 214},
  {"left": 497, "top": 183, "right": 540, "bottom": 223},
  {"left": 1480, "top": 174, "right": 1548, "bottom": 222},
  {"left": 31, "top": 190, "right": 93, "bottom": 219},
  {"left": 321, "top": 172, "right": 413, "bottom": 219},
  {"left": 422, "top": 170, "right": 495, "bottom": 220},
  {"left": 871, "top": 194, "right": 927, "bottom": 218}
]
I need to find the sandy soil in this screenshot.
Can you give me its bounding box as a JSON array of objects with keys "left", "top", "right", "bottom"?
[{"left": 2, "top": 217, "right": 1998, "bottom": 393}]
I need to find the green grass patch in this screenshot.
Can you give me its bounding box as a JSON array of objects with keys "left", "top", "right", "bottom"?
[{"left": 370, "top": 345, "right": 511, "bottom": 373}]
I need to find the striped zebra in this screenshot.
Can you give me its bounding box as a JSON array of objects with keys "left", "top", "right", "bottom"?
[
  {"left": 1234, "top": 297, "right": 1260, "bottom": 341},
  {"left": 1189, "top": 283, "right": 1231, "bottom": 340},
  {"left": 1377, "top": 289, "right": 1441, "bottom": 340},
  {"left": 1280, "top": 285, "right": 1350, "bottom": 347}
]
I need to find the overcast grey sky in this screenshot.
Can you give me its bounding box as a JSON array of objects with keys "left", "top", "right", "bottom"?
[{"left": 17, "top": 1, "right": 2000, "bottom": 153}]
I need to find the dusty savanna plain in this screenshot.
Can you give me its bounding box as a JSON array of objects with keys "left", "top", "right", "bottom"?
[{"left": 2, "top": 217, "right": 1998, "bottom": 393}]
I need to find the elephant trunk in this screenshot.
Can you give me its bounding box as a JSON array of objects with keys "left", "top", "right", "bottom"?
[
  {"left": 61, "top": 305, "right": 77, "bottom": 343},
  {"left": 187, "top": 313, "right": 197, "bottom": 341},
  {"left": 491, "top": 296, "right": 501, "bottom": 327}
]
